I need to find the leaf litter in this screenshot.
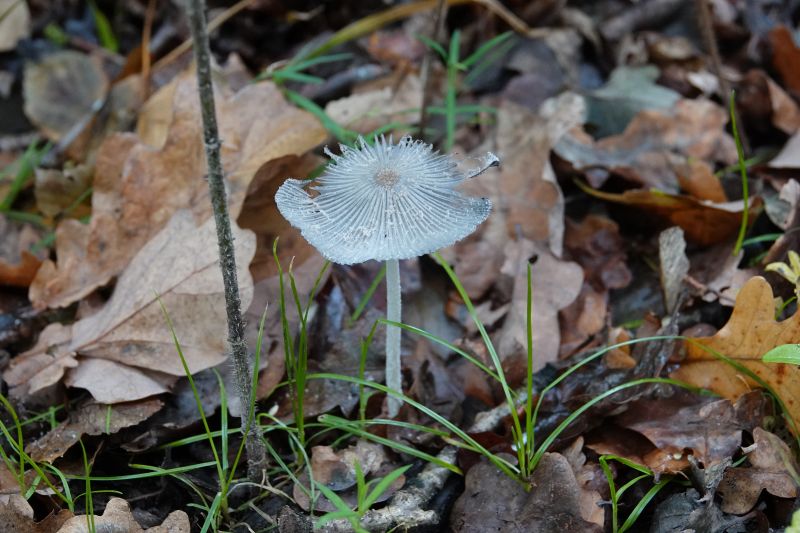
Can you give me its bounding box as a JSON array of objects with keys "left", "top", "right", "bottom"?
[{"left": 4, "top": 1, "right": 800, "bottom": 531}]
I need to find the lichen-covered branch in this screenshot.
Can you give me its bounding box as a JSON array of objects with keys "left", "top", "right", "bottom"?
[{"left": 183, "top": 0, "right": 266, "bottom": 480}]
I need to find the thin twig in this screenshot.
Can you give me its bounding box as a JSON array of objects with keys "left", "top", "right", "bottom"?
[
  {"left": 697, "top": 0, "right": 750, "bottom": 154},
  {"left": 418, "top": 0, "right": 447, "bottom": 140},
  {"left": 183, "top": 0, "right": 267, "bottom": 481}
]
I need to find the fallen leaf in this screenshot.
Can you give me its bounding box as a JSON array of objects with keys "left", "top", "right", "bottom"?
[
  {"left": 677, "top": 160, "right": 727, "bottom": 203},
  {"left": 672, "top": 276, "right": 800, "bottom": 427},
  {"left": 612, "top": 390, "right": 764, "bottom": 466},
  {"left": 585, "top": 65, "right": 681, "bottom": 138},
  {"left": 564, "top": 214, "right": 632, "bottom": 291},
  {"left": 447, "top": 93, "right": 585, "bottom": 298},
  {"left": 555, "top": 98, "right": 737, "bottom": 191},
  {"left": 34, "top": 165, "right": 92, "bottom": 218},
  {"left": 771, "top": 131, "right": 800, "bottom": 169},
  {"left": 293, "top": 441, "right": 404, "bottom": 512},
  {"left": 0, "top": 216, "right": 46, "bottom": 288},
  {"left": 0, "top": 502, "right": 72, "bottom": 533},
  {"left": 30, "top": 69, "right": 326, "bottom": 309},
  {"left": 26, "top": 398, "right": 163, "bottom": 463},
  {"left": 449, "top": 453, "right": 603, "bottom": 532},
  {"left": 0, "top": 0, "right": 30, "bottom": 52},
  {"left": 770, "top": 25, "right": 800, "bottom": 97},
  {"left": 23, "top": 51, "right": 108, "bottom": 146},
  {"left": 496, "top": 238, "right": 583, "bottom": 372},
  {"left": 718, "top": 428, "right": 799, "bottom": 514},
  {"left": 659, "top": 226, "right": 689, "bottom": 313},
  {"left": 6, "top": 211, "right": 256, "bottom": 403},
  {"left": 578, "top": 185, "right": 761, "bottom": 247},
  {"left": 325, "top": 74, "right": 422, "bottom": 134},
  {"left": 56, "top": 498, "right": 189, "bottom": 533}
]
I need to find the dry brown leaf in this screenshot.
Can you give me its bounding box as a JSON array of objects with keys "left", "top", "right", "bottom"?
[
  {"left": 30, "top": 69, "right": 326, "bottom": 309},
  {"left": 580, "top": 185, "right": 761, "bottom": 246},
  {"left": 447, "top": 93, "right": 585, "bottom": 298},
  {"left": 497, "top": 238, "right": 583, "bottom": 371},
  {"left": 677, "top": 160, "right": 727, "bottom": 203},
  {"left": 0, "top": 0, "right": 30, "bottom": 52},
  {"left": 672, "top": 276, "right": 800, "bottom": 425},
  {"left": 56, "top": 498, "right": 189, "bottom": 533},
  {"left": 23, "top": 51, "right": 108, "bottom": 144},
  {"left": 325, "top": 74, "right": 423, "bottom": 134},
  {"left": 719, "top": 427, "right": 799, "bottom": 514},
  {"left": 555, "top": 98, "right": 736, "bottom": 191},
  {"left": 293, "top": 442, "right": 404, "bottom": 512},
  {"left": 0, "top": 502, "right": 72, "bottom": 533},
  {"left": 34, "top": 165, "right": 92, "bottom": 218},
  {"left": 770, "top": 25, "right": 800, "bottom": 97},
  {"left": 0, "top": 216, "right": 46, "bottom": 288},
  {"left": 6, "top": 211, "right": 256, "bottom": 403},
  {"left": 450, "top": 453, "right": 603, "bottom": 532},
  {"left": 27, "top": 398, "right": 163, "bottom": 463}
]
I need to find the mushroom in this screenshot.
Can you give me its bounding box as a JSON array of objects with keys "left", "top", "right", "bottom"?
[{"left": 276, "top": 136, "right": 499, "bottom": 417}]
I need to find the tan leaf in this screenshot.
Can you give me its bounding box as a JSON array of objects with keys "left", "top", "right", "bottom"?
[
  {"left": 447, "top": 93, "right": 584, "bottom": 298},
  {"left": 555, "top": 98, "right": 736, "bottom": 191},
  {"left": 0, "top": 0, "right": 30, "bottom": 52},
  {"left": 672, "top": 276, "right": 800, "bottom": 425},
  {"left": 56, "top": 498, "right": 189, "bottom": 533},
  {"left": 30, "top": 69, "right": 326, "bottom": 309},
  {"left": 497, "top": 238, "right": 583, "bottom": 371},
  {"left": 6, "top": 211, "right": 256, "bottom": 403},
  {"left": 26, "top": 398, "right": 163, "bottom": 463}
]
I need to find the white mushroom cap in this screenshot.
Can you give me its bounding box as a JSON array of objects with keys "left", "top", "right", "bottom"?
[{"left": 276, "top": 136, "right": 498, "bottom": 265}]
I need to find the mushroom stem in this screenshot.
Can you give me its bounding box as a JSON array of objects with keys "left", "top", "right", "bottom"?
[{"left": 385, "top": 258, "right": 402, "bottom": 417}]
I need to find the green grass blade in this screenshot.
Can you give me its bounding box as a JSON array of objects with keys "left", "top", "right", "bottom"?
[{"left": 730, "top": 90, "right": 750, "bottom": 255}]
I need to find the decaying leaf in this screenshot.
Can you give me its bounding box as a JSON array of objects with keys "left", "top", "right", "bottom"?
[
  {"left": 23, "top": 51, "right": 108, "bottom": 146},
  {"left": 56, "top": 498, "right": 189, "bottom": 533},
  {"left": 325, "top": 74, "right": 423, "bottom": 133},
  {"left": 672, "top": 276, "right": 800, "bottom": 427},
  {"left": 34, "top": 165, "right": 92, "bottom": 218},
  {"left": 447, "top": 93, "right": 585, "bottom": 298},
  {"left": 718, "top": 428, "right": 799, "bottom": 514},
  {"left": 450, "top": 453, "right": 603, "bottom": 532},
  {"left": 293, "top": 441, "right": 405, "bottom": 512},
  {"left": 0, "top": 216, "right": 46, "bottom": 288},
  {"left": 585, "top": 65, "right": 681, "bottom": 137},
  {"left": 556, "top": 98, "right": 736, "bottom": 191},
  {"left": 5, "top": 211, "right": 256, "bottom": 403},
  {"left": 30, "top": 69, "right": 326, "bottom": 309},
  {"left": 26, "top": 398, "right": 164, "bottom": 463},
  {"left": 496, "top": 238, "right": 583, "bottom": 371}
]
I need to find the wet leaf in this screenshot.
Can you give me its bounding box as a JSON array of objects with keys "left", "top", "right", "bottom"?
[{"left": 718, "top": 428, "right": 799, "bottom": 514}]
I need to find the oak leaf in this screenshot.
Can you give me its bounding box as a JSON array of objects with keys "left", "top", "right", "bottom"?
[
  {"left": 30, "top": 69, "right": 326, "bottom": 309},
  {"left": 5, "top": 211, "right": 256, "bottom": 404},
  {"left": 672, "top": 276, "right": 800, "bottom": 426}
]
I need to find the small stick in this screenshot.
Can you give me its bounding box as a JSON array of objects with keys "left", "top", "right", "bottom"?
[
  {"left": 697, "top": 0, "right": 751, "bottom": 154},
  {"left": 183, "top": 0, "right": 267, "bottom": 481}
]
